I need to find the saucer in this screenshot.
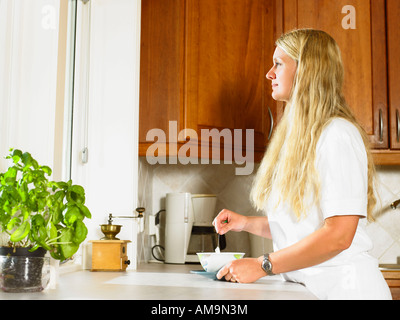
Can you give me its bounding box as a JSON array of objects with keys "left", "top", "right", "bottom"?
[{"left": 190, "top": 269, "right": 228, "bottom": 281}]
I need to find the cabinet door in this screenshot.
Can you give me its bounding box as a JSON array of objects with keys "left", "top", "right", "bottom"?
[
  {"left": 139, "top": 0, "right": 185, "bottom": 155},
  {"left": 387, "top": 0, "right": 400, "bottom": 150},
  {"left": 283, "top": 0, "right": 388, "bottom": 149},
  {"left": 185, "top": 0, "right": 276, "bottom": 158}
]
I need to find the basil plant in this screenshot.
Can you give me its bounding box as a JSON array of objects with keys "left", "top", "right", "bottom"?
[{"left": 0, "top": 149, "right": 91, "bottom": 260}]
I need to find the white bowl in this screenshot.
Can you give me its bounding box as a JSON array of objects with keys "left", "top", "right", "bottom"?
[{"left": 196, "top": 252, "right": 245, "bottom": 273}]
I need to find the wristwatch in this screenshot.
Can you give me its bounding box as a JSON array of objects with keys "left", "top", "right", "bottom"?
[{"left": 261, "top": 253, "right": 275, "bottom": 276}]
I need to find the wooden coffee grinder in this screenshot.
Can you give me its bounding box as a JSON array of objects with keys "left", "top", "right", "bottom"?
[
  {"left": 90, "top": 239, "right": 131, "bottom": 271},
  {"left": 90, "top": 208, "right": 144, "bottom": 272}
]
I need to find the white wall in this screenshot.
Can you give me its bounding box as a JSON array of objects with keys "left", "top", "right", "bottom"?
[{"left": 71, "top": 0, "right": 142, "bottom": 269}]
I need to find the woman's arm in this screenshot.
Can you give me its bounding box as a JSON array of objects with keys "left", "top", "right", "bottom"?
[
  {"left": 267, "top": 215, "right": 360, "bottom": 274},
  {"left": 243, "top": 216, "right": 272, "bottom": 239},
  {"left": 217, "top": 214, "right": 360, "bottom": 283},
  {"left": 213, "top": 209, "right": 272, "bottom": 239}
]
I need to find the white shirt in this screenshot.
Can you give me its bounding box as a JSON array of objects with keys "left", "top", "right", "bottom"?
[{"left": 266, "top": 118, "right": 391, "bottom": 300}]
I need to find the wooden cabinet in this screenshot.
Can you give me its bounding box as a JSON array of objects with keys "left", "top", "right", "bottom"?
[
  {"left": 185, "top": 0, "right": 273, "bottom": 157},
  {"left": 282, "top": 0, "right": 400, "bottom": 164},
  {"left": 387, "top": 0, "right": 400, "bottom": 150},
  {"left": 139, "top": 0, "right": 279, "bottom": 162},
  {"left": 372, "top": 0, "right": 400, "bottom": 164},
  {"left": 381, "top": 270, "right": 400, "bottom": 300},
  {"left": 139, "top": 0, "right": 400, "bottom": 164},
  {"left": 139, "top": 0, "right": 183, "bottom": 157},
  {"left": 283, "top": 0, "right": 388, "bottom": 150}
]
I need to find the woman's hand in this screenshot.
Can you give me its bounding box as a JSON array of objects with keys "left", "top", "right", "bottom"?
[
  {"left": 213, "top": 209, "right": 248, "bottom": 235},
  {"left": 216, "top": 257, "right": 267, "bottom": 283}
]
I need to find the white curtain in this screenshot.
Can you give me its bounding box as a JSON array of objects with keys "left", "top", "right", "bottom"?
[{"left": 0, "top": 0, "right": 60, "bottom": 171}]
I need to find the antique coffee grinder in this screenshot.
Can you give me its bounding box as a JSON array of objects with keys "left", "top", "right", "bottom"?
[{"left": 90, "top": 207, "right": 144, "bottom": 271}]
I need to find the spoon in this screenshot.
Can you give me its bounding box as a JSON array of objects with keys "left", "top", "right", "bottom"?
[
  {"left": 215, "top": 219, "right": 227, "bottom": 253},
  {"left": 215, "top": 234, "right": 226, "bottom": 253}
]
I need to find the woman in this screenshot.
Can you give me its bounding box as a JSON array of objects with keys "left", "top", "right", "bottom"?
[{"left": 213, "top": 29, "right": 391, "bottom": 300}]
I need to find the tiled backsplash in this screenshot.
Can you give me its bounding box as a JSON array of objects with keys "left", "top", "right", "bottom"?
[
  {"left": 139, "top": 158, "right": 400, "bottom": 264},
  {"left": 367, "top": 166, "right": 400, "bottom": 263}
]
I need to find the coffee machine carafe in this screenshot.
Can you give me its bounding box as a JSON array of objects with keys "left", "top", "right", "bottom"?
[{"left": 164, "top": 193, "right": 217, "bottom": 264}]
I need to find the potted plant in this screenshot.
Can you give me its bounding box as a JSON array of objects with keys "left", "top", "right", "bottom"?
[{"left": 0, "top": 148, "right": 91, "bottom": 292}]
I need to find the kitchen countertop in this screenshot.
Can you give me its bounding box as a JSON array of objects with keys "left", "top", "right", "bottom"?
[{"left": 0, "top": 262, "right": 316, "bottom": 300}]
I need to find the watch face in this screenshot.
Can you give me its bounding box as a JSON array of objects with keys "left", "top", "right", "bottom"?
[{"left": 262, "top": 255, "right": 273, "bottom": 275}]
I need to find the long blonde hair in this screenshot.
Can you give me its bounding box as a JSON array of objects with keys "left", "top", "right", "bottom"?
[{"left": 251, "top": 29, "right": 376, "bottom": 221}]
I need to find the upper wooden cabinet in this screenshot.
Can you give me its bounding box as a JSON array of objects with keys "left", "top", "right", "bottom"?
[
  {"left": 139, "top": 0, "right": 183, "bottom": 153},
  {"left": 283, "top": 0, "right": 388, "bottom": 149},
  {"left": 387, "top": 0, "right": 400, "bottom": 150},
  {"left": 186, "top": 0, "right": 266, "bottom": 152},
  {"left": 139, "top": 0, "right": 279, "bottom": 162},
  {"left": 139, "top": 0, "right": 400, "bottom": 164}
]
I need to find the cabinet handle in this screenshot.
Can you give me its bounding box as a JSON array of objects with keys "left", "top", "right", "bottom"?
[
  {"left": 268, "top": 107, "right": 274, "bottom": 140},
  {"left": 397, "top": 109, "right": 400, "bottom": 143},
  {"left": 379, "top": 109, "right": 383, "bottom": 142}
]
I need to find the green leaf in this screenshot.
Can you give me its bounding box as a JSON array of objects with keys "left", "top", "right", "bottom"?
[
  {"left": 21, "top": 152, "right": 32, "bottom": 167},
  {"left": 3, "top": 167, "right": 17, "bottom": 185},
  {"left": 7, "top": 217, "right": 20, "bottom": 231},
  {"left": 49, "top": 181, "right": 68, "bottom": 191},
  {"left": 47, "top": 221, "right": 57, "bottom": 241},
  {"left": 28, "top": 244, "right": 40, "bottom": 252},
  {"left": 21, "top": 207, "right": 30, "bottom": 220},
  {"left": 31, "top": 214, "right": 45, "bottom": 227},
  {"left": 10, "top": 220, "right": 30, "bottom": 242},
  {"left": 54, "top": 190, "right": 66, "bottom": 201},
  {"left": 77, "top": 203, "right": 92, "bottom": 219},
  {"left": 59, "top": 229, "right": 79, "bottom": 259},
  {"left": 73, "top": 220, "right": 88, "bottom": 244},
  {"left": 40, "top": 165, "right": 52, "bottom": 176},
  {"left": 30, "top": 215, "right": 46, "bottom": 241},
  {"left": 66, "top": 185, "right": 85, "bottom": 204},
  {"left": 10, "top": 149, "right": 22, "bottom": 163},
  {"left": 18, "top": 181, "right": 28, "bottom": 202},
  {"left": 37, "top": 225, "right": 47, "bottom": 241},
  {"left": 64, "top": 205, "right": 83, "bottom": 226},
  {"left": 51, "top": 204, "right": 63, "bottom": 225},
  {"left": 2, "top": 200, "right": 11, "bottom": 214}
]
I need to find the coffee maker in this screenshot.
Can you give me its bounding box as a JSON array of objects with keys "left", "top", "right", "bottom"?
[{"left": 164, "top": 193, "right": 217, "bottom": 264}]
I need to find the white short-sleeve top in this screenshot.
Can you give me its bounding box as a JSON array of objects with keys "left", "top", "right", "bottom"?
[{"left": 265, "top": 118, "right": 391, "bottom": 299}]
